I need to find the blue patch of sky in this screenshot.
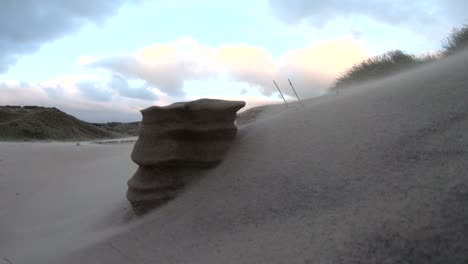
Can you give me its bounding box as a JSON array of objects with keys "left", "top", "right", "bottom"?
[{"left": 76, "top": 80, "right": 113, "bottom": 101}]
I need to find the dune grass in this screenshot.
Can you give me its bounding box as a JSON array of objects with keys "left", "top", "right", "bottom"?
[
  {"left": 442, "top": 24, "right": 468, "bottom": 55},
  {"left": 331, "top": 50, "right": 435, "bottom": 90},
  {"left": 331, "top": 24, "right": 468, "bottom": 91}
]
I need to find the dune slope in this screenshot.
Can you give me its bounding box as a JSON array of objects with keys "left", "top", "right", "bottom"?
[
  {"left": 4, "top": 49, "right": 468, "bottom": 263},
  {"left": 0, "top": 106, "right": 123, "bottom": 140}
]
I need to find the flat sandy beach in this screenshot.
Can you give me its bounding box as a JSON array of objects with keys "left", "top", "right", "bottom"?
[
  {"left": 0, "top": 141, "right": 137, "bottom": 263},
  {"left": 1, "top": 49, "right": 468, "bottom": 263}
]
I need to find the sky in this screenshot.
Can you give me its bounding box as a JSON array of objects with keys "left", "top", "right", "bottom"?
[{"left": 0, "top": 0, "right": 466, "bottom": 122}]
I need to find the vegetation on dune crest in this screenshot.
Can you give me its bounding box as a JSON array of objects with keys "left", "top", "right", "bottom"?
[
  {"left": 331, "top": 23, "right": 468, "bottom": 91},
  {"left": 442, "top": 24, "right": 468, "bottom": 55},
  {"left": 331, "top": 50, "right": 436, "bottom": 89}
]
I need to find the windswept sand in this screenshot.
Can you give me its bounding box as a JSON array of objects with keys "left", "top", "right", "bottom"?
[
  {"left": 0, "top": 142, "right": 137, "bottom": 263},
  {"left": 2, "top": 50, "right": 468, "bottom": 263}
]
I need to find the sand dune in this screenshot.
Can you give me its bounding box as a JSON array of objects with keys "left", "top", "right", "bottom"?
[{"left": 2, "top": 49, "right": 468, "bottom": 263}]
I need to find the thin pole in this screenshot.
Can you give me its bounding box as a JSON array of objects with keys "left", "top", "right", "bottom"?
[
  {"left": 288, "top": 79, "right": 304, "bottom": 108},
  {"left": 273, "top": 80, "right": 288, "bottom": 108}
]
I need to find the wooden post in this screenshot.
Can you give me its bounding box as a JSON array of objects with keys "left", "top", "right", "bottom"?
[
  {"left": 273, "top": 80, "right": 288, "bottom": 108},
  {"left": 288, "top": 79, "right": 305, "bottom": 108}
]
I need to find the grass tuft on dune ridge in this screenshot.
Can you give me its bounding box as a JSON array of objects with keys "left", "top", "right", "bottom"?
[{"left": 331, "top": 23, "right": 468, "bottom": 91}]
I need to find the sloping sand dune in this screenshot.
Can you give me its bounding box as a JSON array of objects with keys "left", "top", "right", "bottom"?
[{"left": 2, "top": 49, "right": 468, "bottom": 263}]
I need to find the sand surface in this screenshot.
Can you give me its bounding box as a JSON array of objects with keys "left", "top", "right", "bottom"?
[
  {"left": 2, "top": 50, "right": 468, "bottom": 263},
  {"left": 0, "top": 141, "right": 137, "bottom": 263}
]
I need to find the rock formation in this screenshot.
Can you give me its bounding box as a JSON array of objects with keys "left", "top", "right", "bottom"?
[{"left": 127, "top": 99, "right": 246, "bottom": 215}]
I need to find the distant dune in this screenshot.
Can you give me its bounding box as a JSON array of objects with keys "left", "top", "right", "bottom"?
[
  {"left": 92, "top": 121, "right": 140, "bottom": 136},
  {"left": 0, "top": 106, "right": 130, "bottom": 141},
  {"left": 0, "top": 105, "right": 271, "bottom": 141}
]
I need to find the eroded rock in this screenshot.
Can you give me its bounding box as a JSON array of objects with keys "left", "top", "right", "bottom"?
[{"left": 127, "top": 99, "right": 245, "bottom": 215}]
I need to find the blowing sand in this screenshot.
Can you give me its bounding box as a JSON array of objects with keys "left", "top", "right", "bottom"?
[{"left": 1, "top": 49, "right": 468, "bottom": 263}]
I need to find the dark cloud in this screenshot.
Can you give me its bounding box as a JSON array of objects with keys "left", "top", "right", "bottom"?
[
  {"left": 0, "top": 0, "right": 142, "bottom": 73},
  {"left": 268, "top": 0, "right": 467, "bottom": 31},
  {"left": 76, "top": 81, "right": 113, "bottom": 102},
  {"left": 108, "top": 74, "right": 158, "bottom": 101}
]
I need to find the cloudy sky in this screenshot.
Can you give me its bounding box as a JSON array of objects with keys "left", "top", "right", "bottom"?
[{"left": 0, "top": 0, "right": 466, "bottom": 122}]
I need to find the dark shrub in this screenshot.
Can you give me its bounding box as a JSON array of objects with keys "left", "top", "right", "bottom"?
[
  {"left": 23, "top": 105, "right": 42, "bottom": 109},
  {"left": 331, "top": 50, "right": 425, "bottom": 90},
  {"left": 442, "top": 24, "right": 468, "bottom": 55}
]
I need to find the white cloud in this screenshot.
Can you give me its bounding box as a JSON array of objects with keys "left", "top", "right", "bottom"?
[
  {"left": 78, "top": 56, "right": 97, "bottom": 66},
  {"left": 0, "top": 74, "right": 161, "bottom": 122},
  {"left": 89, "top": 41, "right": 212, "bottom": 97},
  {"left": 88, "top": 37, "right": 367, "bottom": 99},
  {"left": 1, "top": 37, "right": 368, "bottom": 121},
  {"left": 216, "top": 45, "right": 278, "bottom": 95}
]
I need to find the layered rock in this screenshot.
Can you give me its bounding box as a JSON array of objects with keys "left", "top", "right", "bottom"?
[{"left": 127, "top": 99, "right": 246, "bottom": 215}]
